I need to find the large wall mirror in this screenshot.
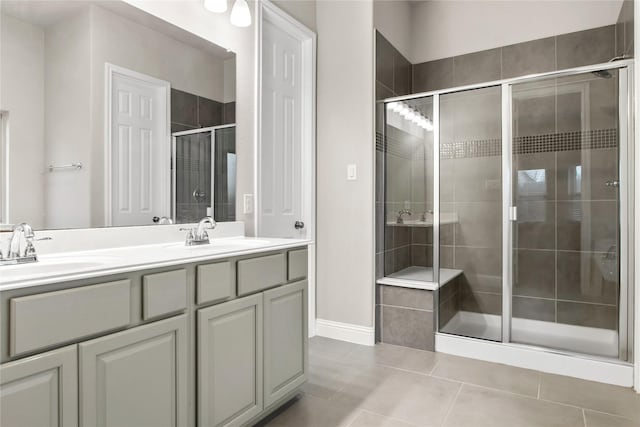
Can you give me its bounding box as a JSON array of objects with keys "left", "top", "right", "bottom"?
[{"left": 0, "top": 0, "right": 236, "bottom": 230}]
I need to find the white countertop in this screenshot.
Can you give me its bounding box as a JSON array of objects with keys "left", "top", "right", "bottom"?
[{"left": 0, "top": 237, "right": 310, "bottom": 291}]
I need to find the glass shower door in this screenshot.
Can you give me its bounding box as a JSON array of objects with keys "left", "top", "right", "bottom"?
[
  {"left": 510, "top": 68, "right": 624, "bottom": 358},
  {"left": 437, "top": 86, "right": 503, "bottom": 342}
]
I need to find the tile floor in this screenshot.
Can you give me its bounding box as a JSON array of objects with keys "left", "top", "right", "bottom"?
[{"left": 259, "top": 337, "right": 640, "bottom": 427}]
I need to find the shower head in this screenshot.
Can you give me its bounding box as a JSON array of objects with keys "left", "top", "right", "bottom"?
[
  {"left": 591, "top": 69, "right": 613, "bottom": 79},
  {"left": 591, "top": 54, "right": 632, "bottom": 79}
]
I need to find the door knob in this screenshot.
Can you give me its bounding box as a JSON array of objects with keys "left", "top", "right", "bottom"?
[
  {"left": 605, "top": 180, "right": 619, "bottom": 188},
  {"left": 294, "top": 221, "right": 305, "bottom": 230}
]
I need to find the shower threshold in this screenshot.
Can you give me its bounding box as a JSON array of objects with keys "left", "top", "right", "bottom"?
[
  {"left": 377, "top": 266, "right": 463, "bottom": 290},
  {"left": 441, "top": 311, "right": 619, "bottom": 358}
]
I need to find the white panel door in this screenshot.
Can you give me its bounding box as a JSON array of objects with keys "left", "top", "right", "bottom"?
[
  {"left": 110, "top": 68, "right": 169, "bottom": 226},
  {"left": 260, "top": 18, "right": 304, "bottom": 238}
]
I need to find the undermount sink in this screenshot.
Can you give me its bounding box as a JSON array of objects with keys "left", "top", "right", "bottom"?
[
  {"left": 164, "top": 239, "right": 273, "bottom": 251},
  {"left": 1, "top": 256, "right": 118, "bottom": 280}
]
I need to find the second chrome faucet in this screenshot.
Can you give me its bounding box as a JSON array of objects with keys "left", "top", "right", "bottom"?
[{"left": 181, "top": 217, "right": 217, "bottom": 246}]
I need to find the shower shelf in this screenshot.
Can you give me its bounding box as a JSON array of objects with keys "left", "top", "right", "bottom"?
[
  {"left": 386, "top": 212, "right": 459, "bottom": 227},
  {"left": 377, "top": 266, "right": 463, "bottom": 290}
]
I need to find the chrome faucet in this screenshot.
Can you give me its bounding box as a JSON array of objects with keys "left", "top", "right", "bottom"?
[
  {"left": 181, "top": 216, "right": 217, "bottom": 246},
  {"left": 396, "top": 209, "right": 412, "bottom": 224},
  {"left": 420, "top": 210, "right": 434, "bottom": 222},
  {"left": 153, "top": 216, "right": 174, "bottom": 225},
  {"left": 1, "top": 222, "right": 51, "bottom": 266}
]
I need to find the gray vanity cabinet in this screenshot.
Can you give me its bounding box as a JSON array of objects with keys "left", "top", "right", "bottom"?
[
  {"left": 0, "top": 344, "right": 78, "bottom": 427},
  {"left": 263, "top": 280, "right": 308, "bottom": 407},
  {"left": 79, "top": 315, "right": 188, "bottom": 427},
  {"left": 197, "top": 293, "right": 263, "bottom": 427}
]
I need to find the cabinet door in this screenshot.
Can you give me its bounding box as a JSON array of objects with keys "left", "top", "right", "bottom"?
[
  {"left": 198, "top": 293, "right": 263, "bottom": 427},
  {"left": 0, "top": 345, "right": 78, "bottom": 427},
  {"left": 79, "top": 315, "right": 188, "bottom": 427},
  {"left": 263, "top": 280, "right": 307, "bottom": 407}
]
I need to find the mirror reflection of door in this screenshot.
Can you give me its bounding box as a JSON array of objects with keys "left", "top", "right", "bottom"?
[{"left": 108, "top": 65, "right": 170, "bottom": 227}]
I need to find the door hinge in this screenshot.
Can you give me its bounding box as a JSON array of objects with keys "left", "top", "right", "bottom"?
[{"left": 509, "top": 206, "right": 518, "bottom": 222}]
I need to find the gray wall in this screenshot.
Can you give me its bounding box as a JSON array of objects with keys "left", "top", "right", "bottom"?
[{"left": 316, "top": 0, "right": 376, "bottom": 329}]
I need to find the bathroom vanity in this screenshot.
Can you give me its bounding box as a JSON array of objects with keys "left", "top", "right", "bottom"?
[{"left": 0, "top": 237, "right": 309, "bottom": 427}]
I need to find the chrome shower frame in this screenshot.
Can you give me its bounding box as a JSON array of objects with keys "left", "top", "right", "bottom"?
[
  {"left": 171, "top": 124, "right": 236, "bottom": 223},
  {"left": 384, "top": 59, "right": 635, "bottom": 363}
]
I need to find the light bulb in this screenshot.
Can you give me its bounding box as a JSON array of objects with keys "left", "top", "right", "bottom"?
[
  {"left": 230, "top": 0, "right": 251, "bottom": 27},
  {"left": 412, "top": 115, "right": 421, "bottom": 124},
  {"left": 425, "top": 119, "right": 434, "bottom": 131},
  {"left": 405, "top": 110, "right": 416, "bottom": 121},
  {"left": 387, "top": 102, "right": 398, "bottom": 111},
  {"left": 393, "top": 103, "right": 404, "bottom": 113},
  {"left": 204, "top": 0, "right": 227, "bottom": 13}
]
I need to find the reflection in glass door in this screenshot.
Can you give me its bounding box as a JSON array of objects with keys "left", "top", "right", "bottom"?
[
  {"left": 437, "top": 86, "right": 503, "bottom": 342},
  {"left": 510, "top": 68, "right": 625, "bottom": 358}
]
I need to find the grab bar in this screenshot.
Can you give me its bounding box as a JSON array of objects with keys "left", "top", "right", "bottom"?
[{"left": 48, "top": 162, "right": 82, "bottom": 172}]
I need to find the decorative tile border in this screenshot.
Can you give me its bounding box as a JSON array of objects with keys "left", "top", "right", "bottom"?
[{"left": 377, "top": 128, "right": 618, "bottom": 160}]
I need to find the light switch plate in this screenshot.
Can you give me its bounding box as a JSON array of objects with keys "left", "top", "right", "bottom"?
[
  {"left": 347, "top": 164, "right": 357, "bottom": 180},
  {"left": 243, "top": 194, "right": 254, "bottom": 214}
]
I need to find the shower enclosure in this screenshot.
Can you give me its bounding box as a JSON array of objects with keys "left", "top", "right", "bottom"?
[
  {"left": 172, "top": 124, "right": 236, "bottom": 223},
  {"left": 382, "top": 61, "right": 633, "bottom": 363}
]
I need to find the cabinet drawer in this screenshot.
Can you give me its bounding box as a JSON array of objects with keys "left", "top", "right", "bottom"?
[
  {"left": 10, "top": 280, "right": 131, "bottom": 356},
  {"left": 288, "top": 249, "right": 308, "bottom": 281},
  {"left": 142, "top": 269, "right": 187, "bottom": 320},
  {"left": 237, "top": 254, "right": 286, "bottom": 296},
  {"left": 197, "top": 261, "right": 234, "bottom": 305}
]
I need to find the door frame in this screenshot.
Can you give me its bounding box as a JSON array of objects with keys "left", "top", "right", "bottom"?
[
  {"left": 255, "top": 0, "right": 317, "bottom": 336},
  {"left": 104, "top": 63, "right": 171, "bottom": 226},
  {"left": 0, "top": 111, "right": 9, "bottom": 227}
]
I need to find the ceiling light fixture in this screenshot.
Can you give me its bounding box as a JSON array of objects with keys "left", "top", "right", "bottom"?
[
  {"left": 204, "top": 0, "right": 227, "bottom": 13},
  {"left": 230, "top": 0, "right": 252, "bottom": 27}
]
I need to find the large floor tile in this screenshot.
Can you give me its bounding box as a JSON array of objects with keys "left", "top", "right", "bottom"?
[
  {"left": 334, "top": 367, "right": 461, "bottom": 426},
  {"left": 443, "top": 384, "right": 585, "bottom": 427},
  {"left": 347, "top": 343, "right": 439, "bottom": 375},
  {"left": 431, "top": 354, "right": 540, "bottom": 397},
  {"left": 539, "top": 373, "right": 640, "bottom": 421},
  {"left": 303, "top": 355, "right": 365, "bottom": 400},
  {"left": 309, "top": 336, "right": 362, "bottom": 361},
  {"left": 348, "top": 410, "right": 418, "bottom": 427},
  {"left": 263, "top": 394, "right": 359, "bottom": 427},
  {"left": 585, "top": 410, "right": 640, "bottom": 427},
  {"left": 349, "top": 411, "right": 414, "bottom": 427}
]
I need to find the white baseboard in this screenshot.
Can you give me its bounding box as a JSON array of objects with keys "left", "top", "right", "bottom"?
[
  {"left": 315, "top": 318, "right": 375, "bottom": 346},
  {"left": 436, "top": 333, "right": 634, "bottom": 387}
]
